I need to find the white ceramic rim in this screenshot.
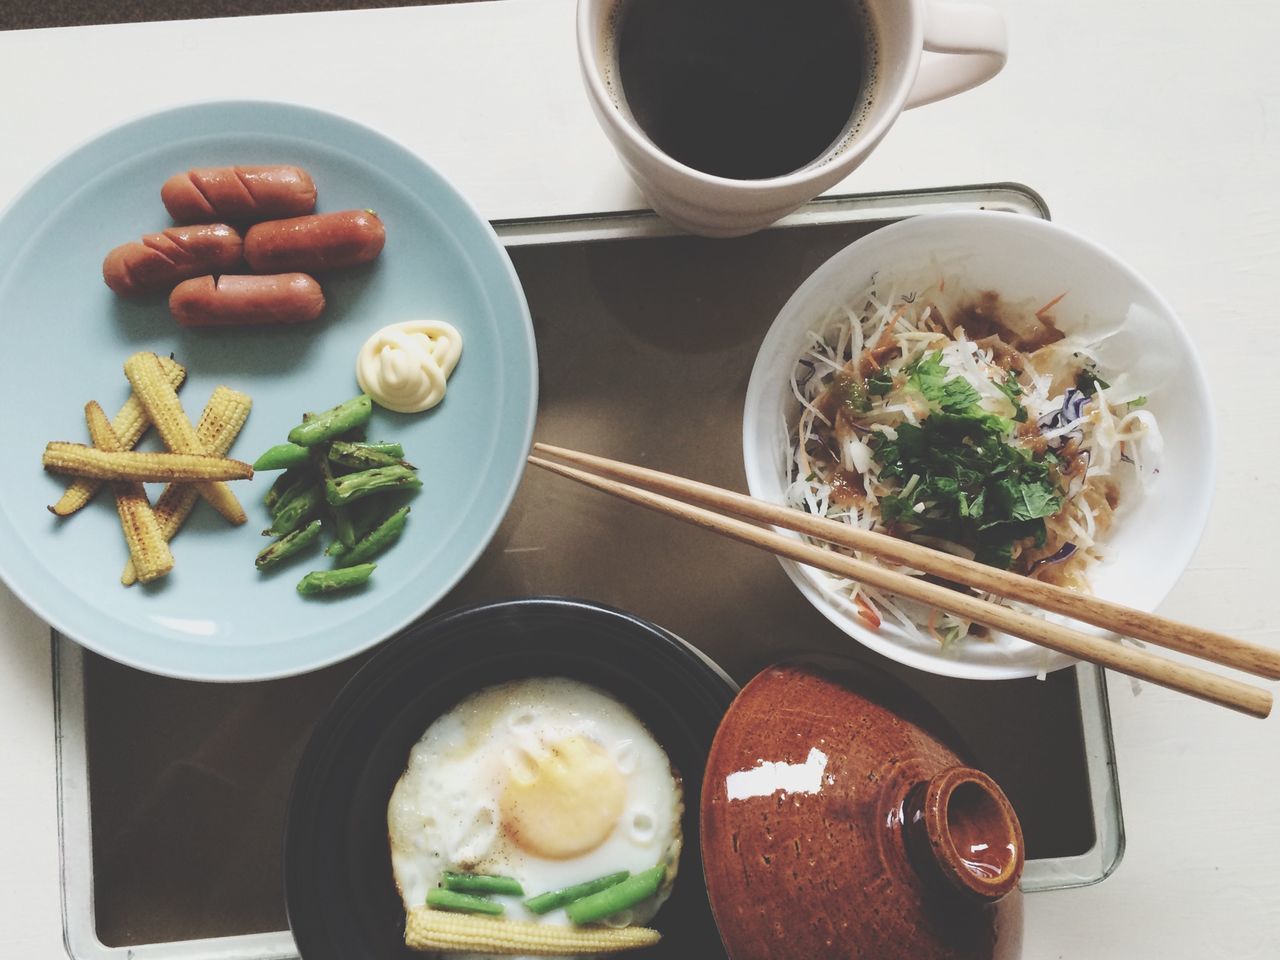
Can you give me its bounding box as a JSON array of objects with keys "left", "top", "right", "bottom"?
[
  {"left": 742, "top": 210, "right": 1217, "bottom": 680},
  {"left": 574, "top": 0, "right": 923, "bottom": 192}
]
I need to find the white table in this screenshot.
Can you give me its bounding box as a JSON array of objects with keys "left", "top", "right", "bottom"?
[{"left": 2, "top": 1, "right": 1277, "bottom": 957}]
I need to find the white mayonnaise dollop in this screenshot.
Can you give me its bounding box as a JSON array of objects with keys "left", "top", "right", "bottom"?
[{"left": 355, "top": 320, "right": 463, "bottom": 413}]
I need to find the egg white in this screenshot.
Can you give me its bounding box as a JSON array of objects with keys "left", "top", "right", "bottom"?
[{"left": 387, "top": 677, "right": 683, "bottom": 933}]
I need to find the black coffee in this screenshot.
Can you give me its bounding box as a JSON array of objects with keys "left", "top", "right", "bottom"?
[{"left": 614, "top": 0, "right": 874, "bottom": 181}]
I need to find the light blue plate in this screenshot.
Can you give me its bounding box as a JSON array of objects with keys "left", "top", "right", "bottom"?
[{"left": 0, "top": 101, "right": 536, "bottom": 681}]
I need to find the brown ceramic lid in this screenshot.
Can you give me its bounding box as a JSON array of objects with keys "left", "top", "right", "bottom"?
[{"left": 701, "top": 658, "right": 1025, "bottom": 960}]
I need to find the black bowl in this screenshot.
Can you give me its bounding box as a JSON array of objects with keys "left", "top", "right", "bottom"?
[{"left": 284, "top": 597, "right": 738, "bottom": 959}]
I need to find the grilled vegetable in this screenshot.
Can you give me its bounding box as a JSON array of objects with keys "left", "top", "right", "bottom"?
[
  {"left": 256, "top": 519, "right": 323, "bottom": 570},
  {"left": 287, "top": 395, "right": 372, "bottom": 447},
  {"left": 339, "top": 505, "right": 409, "bottom": 565},
  {"left": 311, "top": 447, "right": 356, "bottom": 547},
  {"left": 265, "top": 482, "right": 325, "bottom": 537},
  {"left": 49, "top": 355, "right": 186, "bottom": 517},
  {"left": 328, "top": 439, "right": 411, "bottom": 470},
  {"left": 42, "top": 444, "right": 251, "bottom": 482},
  {"left": 253, "top": 442, "right": 311, "bottom": 471},
  {"left": 296, "top": 563, "right": 375, "bottom": 595},
  {"left": 255, "top": 397, "right": 420, "bottom": 596},
  {"left": 122, "top": 385, "right": 252, "bottom": 586},
  {"left": 325, "top": 465, "right": 421, "bottom": 506},
  {"left": 84, "top": 401, "right": 173, "bottom": 584},
  {"left": 123, "top": 351, "right": 246, "bottom": 524},
  {"left": 263, "top": 466, "right": 304, "bottom": 512}
]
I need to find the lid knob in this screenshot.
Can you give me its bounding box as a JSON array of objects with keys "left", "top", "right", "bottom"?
[{"left": 904, "top": 766, "right": 1025, "bottom": 902}]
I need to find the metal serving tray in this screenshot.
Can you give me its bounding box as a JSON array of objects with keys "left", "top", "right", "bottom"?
[{"left": 54, "top": 184, "right": 1123, "bottom": 960}]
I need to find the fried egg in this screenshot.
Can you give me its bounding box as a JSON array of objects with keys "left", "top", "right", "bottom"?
[{"left": 387, "top": 677, "right": 683, "bottom": 933}]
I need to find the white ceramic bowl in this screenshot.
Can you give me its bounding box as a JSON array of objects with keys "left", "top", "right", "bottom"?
[{"left": 742, "top": 211, "right": 1215, "bottom": 679}]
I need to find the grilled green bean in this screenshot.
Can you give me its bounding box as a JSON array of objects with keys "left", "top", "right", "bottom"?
[
  {"left": 425, "top": 889, "right": 504, "bottom": 916},
  {"left": 287, "top": 396, "right": 373, "bottom": 447},
  {"left": 331, "top": 505, "right": 356, "bottom": 548},
  {"left": 264, "top": 467, "right": 307, "bottom": 512},
  {"left": 324, "top": 498, "right": 394, "bottom": 555},
  {"left": 328, "top": 440, "right": 412, "bottom": 471},
  {"left": 256, "top": 520, "right": 322, "bottom": 570},
  {"left": 525, "top": 871, "right": 630, "bottom": 915},
  {"left": 340, "top": 505, "right": 409, "bottom": 565},
  {"left": 267, "top": 469, "right": 314, "bottom": 516},
  {"left": 253, "top": 442, "right": 311, "bottom": 471},
  {"left": 443, "top": 872, "right": 524, "bottom": 896},
  {"left": 311, "top": 447, "right": 356, "bottom": 547},
  {"left": 357, "top": 441, "right": 404, "bottom": 458},
  {"left": 564, "top": 865, "right": 666, "bottom": 925},
  {"left": 325, "top": 465, "right": 421, "bottom": 506},
  {"left": 265, "top": 483, "right": 324, "bottom": 536},
  {"left": 296, "top": 563, "right": 376, "bottom": 596}
]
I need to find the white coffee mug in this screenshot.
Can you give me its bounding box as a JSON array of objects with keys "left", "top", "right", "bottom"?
[{"left": 577, "top": 0, "right": 1008, "bottom": 237}]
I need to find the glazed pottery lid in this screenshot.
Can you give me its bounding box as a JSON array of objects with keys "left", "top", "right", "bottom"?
[{"left": 701, "top": 658, "right": 1026, "bottom": 960}]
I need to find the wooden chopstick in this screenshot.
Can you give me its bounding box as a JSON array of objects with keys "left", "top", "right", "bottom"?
[
  {"left": 535, "top": 442, "right": 1280, "bottom": 682},
  {"left": 527, "top": 451, "right": 1273, "bottom": 719}
]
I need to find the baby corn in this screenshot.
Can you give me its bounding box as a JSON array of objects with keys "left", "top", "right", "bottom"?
[
  {"left": 42, "top": 443, "right": 252, "bottom": 482},
  {"left": 404, "top": 909, "right": 661, "bottom": 955},
  {"left": 121, "top": 386, "right": 252, "bottom": 586},
  {"left": 123, "top": 351, "right": 247, "bottom": 524},
  {"left": 85, "top": 402, "right": 174, "bottom": 584},
  {"left": 49, "top": 355, "right": 185, "bottom": 517}
]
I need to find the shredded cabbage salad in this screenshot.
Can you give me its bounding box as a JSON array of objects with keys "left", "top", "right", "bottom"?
[{"left": 787, "top": 268, "right": 1163, "bottom": 649}]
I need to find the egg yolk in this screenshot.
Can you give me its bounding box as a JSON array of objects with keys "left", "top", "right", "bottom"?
[{"left": 500, "top": 736, "right": 625, "bottom": 859}]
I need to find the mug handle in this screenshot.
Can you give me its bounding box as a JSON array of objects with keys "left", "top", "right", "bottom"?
[{"left": 904, "top": 1, "right": 1008, "bottom": 110}]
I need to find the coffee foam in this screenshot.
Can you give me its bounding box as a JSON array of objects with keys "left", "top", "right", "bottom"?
[{"left": 601, "top": 0, "right": 880, "bottom": 179}]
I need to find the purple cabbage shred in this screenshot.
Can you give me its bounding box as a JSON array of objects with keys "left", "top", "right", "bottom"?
[{"left": 1029, "top": 542, "right": 1077, "bottom": 572}]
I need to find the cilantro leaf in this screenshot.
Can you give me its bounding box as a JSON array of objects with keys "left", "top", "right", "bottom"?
[
  {"left": 995, "top": 371, "right": 1029, "bottom": 422},
  {"left": 870, "top": 407, "right": 1063, "bottom": 570},
  {"left": 866, "top": 370, "right": 895, "bottom": 396},
  {"left": 906, "top": 352, "right": 948, "bottom": 399},
  {"left": 1001, "top": 481, "right": 1062, "bottom": 522},
  {"left": 907, "top": 351, "right": 1015, "bottom": 431}
]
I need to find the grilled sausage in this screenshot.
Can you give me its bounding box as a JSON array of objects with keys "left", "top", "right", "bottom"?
[
  {"left": 103, "top": 224, "right": 243, "bottom": 296},
  {"left": 161, "top": 166, "right": 317, "bottom": 224},
  {"left": 243, "top": 210, "right": 385, "bottom": 274},
  {"left": 169, "top": 274, "right": 325, "bottom": 327}
]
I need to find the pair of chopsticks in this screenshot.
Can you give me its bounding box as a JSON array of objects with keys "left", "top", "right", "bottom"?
[{"left": 528, "top": 443, "right": 1277, "bottom": 719}]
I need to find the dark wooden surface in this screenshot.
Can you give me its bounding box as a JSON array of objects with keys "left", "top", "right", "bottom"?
[{"left": 0, "top": 0, "right": 481, "bottom": 31}]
